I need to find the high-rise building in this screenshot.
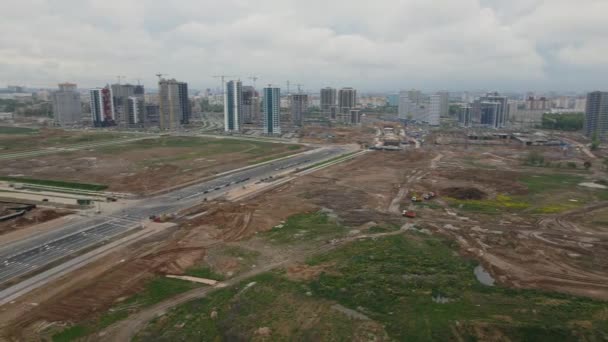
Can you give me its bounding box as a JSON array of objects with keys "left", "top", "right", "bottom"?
[
  {"left": 386, "top": 94, "right": 399, "bottom": 107},
  {"left": 428, "top": 95, "right": 441, "bottom": 126},
  {"left": 263, "top": 87, "right": 281, "bottom": 135},
  {"left": 177, "top": 82, "right": 191, "bottom": 124},
  {"left": 408, "top": 89, "right": 422, "bottom": 104},
  {"left": 398, "top": 91, "right": 412, "bottom": 119},
  {"left": 51, "top": 83, "right": 81, "bottom": 126},
  {"left": 471, "top": 101, "right": 500, "bottom": 127},
  {"left": 111, "top": 84, "right": 135, "bottom": 125},
  {"left": 585, "top": 91, "right": 608, "bottom": 141},
  {"left": 484, "top": 92, "right": 508, "bottom": 128},
  {"left": 145, "top": 104, "right": 160, "bottom": 125},
  {"left": 127, "top": 96, "right": 145, "bottom": 125},
  {"left": 349, "top": 109, "right": 362, "bottom": 125},
  {"left": 525, "top": 96, "right": 549, "bottom": 110},
  {"left": 320, "top": 87, "right": 337, "bottom": 115},
  {"left": 242, "top": 86, "right": 260, "bottom": 123},
  {"left": 290, "top": 93, "right": 308, "bottom": 126},
  {"left": 90, "top": 87, "right": 115, "bottom": 127},
  {"left": 224, "top": 80, "right": 243, "bottom": 132},
  {"left": 437, "top": 91, "right": 449, "bottom": 117},
  {"left": 575, "top": 98, "right": 587, "bottom": 112},
  {"left": 158, "top": 79, "right": 189, "bottom": 130},
  {"left": 458, "top": 105, "right": 472, "bottom": 127},
  {"left": 470, "top": 92, "right": 508, "bottom": 128},
  {"left": 329, "top": 105, "right": 339, "bottom": 120},
  {"left": 338, "top": 88, "right": 357, "bottom": 115}
]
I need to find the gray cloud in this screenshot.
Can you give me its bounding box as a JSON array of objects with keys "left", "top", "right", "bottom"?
[{"left": 1, "top": 0, "right": 606, "bottom": 92}]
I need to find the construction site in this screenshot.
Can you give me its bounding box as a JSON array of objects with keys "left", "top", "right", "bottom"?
[{"left": 0, "top": 122, "right": 607, "bottom": 341}]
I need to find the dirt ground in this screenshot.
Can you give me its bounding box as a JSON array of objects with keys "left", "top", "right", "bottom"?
[
  {"left": 0, "top": 149, "right": 424, "bottom": 340},
  {"left": 2, "top": 125, "right": 608, "bottom": 340},
  {"left": 0, "top": 204, "right": 71, "bottom": 236},
  {"left": 0, "top": 136, "right": 305, "bottom": 195},
  {"left": 300, "top": 125, "right": 375, "bottom": 145}
]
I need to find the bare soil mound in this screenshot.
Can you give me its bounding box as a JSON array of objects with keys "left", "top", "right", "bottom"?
[{"left": 442, "top": 187, "right": 487, "bottom": 200}]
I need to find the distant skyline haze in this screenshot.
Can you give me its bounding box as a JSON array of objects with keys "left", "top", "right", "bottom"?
[{"left": 1, "top": 0, "right": 607, "bottom": 92}]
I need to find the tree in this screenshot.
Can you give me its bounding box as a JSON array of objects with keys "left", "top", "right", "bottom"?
[
  {"left": 524, "top": 151, "right": 545, "bottom": 166},
  {"left": 584, "top": 161, "right": 592, "bottom": 170}
]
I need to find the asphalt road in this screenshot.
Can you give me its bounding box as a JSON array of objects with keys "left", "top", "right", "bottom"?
[{"left": 0, "top": 146, "right": 348, "bottom": 288}]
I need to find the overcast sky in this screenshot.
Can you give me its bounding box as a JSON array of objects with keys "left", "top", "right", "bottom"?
[{"left": 1, "top": 0, "right": 607, "bottom": 93}]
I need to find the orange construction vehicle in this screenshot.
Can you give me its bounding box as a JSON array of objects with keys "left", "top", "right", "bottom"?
[{"left": 402, "top": 210, "right": 417, "bottom": 218}]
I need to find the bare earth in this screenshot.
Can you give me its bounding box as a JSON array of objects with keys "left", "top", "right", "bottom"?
[{"left": 1, "top": 128, "right": 608, "bottom": 340}]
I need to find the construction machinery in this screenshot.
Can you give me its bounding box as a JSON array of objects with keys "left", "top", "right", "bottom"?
[{"left": 402, "top": 210, "right": 416, "bottom": 218}]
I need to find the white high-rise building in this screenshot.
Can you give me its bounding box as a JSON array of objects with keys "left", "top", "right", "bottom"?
[
  {"left": 437, "top": 91, "right": 449, "bottom": 117},
  {"left": 224, "top": 80, "right": 243, "bottom": 132},
  {"left": 263, "top": 87, "right": 281, "bottom": 135},
  {"left": 428, "top": 95, "right": 441, "bottom": 126},
  {"left": 51, "top": 83, "right": 81, "bottom": 126},
  {"left": 127, "top": 96, "right": 145, "bottom": 125}
]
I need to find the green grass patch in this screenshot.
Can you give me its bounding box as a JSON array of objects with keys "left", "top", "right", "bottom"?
[
  {"left": 448, "top": 194, "right": 529, "bottom": 213},
  {"left": 0, "top": 126, "right": 38, "bottom": 134},
  {"left": 135, "top": 233, "right": 608, "bottom": 341},
  {"left": 520, "top": 174, "right": 585, "bottom": 194},
  {"left": 368, "top": 224, "right": 400, "bottom": 233},
  {"left": 533, "top": 203, "right": 583, "bottom": 214},
  {"left": 413, "top": 201, "right": 443, "bottom": 209},
  {"left": 0, "top": 177, "right": 107, "bottom": 191},
  {"left": 51, "top": 325, "right": 89, "bottom": 342},
  {"left": 262, "top": 212, "right": 346, "bottom": 244},
  {"left": 123, "top": 277, "right": 201, "bottom": 307}
]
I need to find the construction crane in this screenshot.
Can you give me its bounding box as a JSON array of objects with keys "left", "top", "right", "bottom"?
[
  {"left": 213, "top": 75, "right": 235, "bottom": 94},
  {"left": 286, "top": 80, "right": 291, "bottom": 95},
  {"left": 116, "top": 75, "right": 126, "bottom": 84},
  {"left": 295, "top": 84, "right": 304, "bottom": 93},
  {"left": 155, "top": 73, "right": 167, "bottom": 83},
  {"left": 134, "top": 78, "right": 142, "bottom": 85},
  {"left": 248, "top": 76, "right": 260, "bottom": 89}
]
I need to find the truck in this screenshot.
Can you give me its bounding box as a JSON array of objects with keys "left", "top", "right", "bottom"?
[{"left": 402, "top": 210, "right": 416, "bottom": 218}]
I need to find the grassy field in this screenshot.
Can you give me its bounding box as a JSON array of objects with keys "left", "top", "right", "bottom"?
[
  {"left": 134, "top": 232, "right": 608, "bottom": 341},
  {"left": 96, "top": 136, "right": 302, "bottom": 166},
  {"left": 519, "top": 173, "right": 585, "bottom": 194},
  {"left": 0, "top": 177, "right": 108, "bottom": 191},
  {"left": 0, "top": 126, "right": 38, "bottom": 135},
  {"left": 0, "top": 130, "right": 128, "bottom": 152},
  {"left": 262, "top": 212, "right": 346, "bottom": 244},
  {"left": 448, "top": 173, "right": 605, "bottom": 215}
]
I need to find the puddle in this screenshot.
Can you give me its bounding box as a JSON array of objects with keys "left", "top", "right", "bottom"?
[
  {"left": 432, "top": 295, "right": 452, "bottom": 304},
  {"left": 474, "top": 265, "right": 495, "bottom": 286},
  {"left": 579, "top": 182, "right": 608, "bottom": 189}
]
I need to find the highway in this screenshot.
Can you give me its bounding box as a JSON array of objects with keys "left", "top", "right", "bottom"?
[{"left": 0, "top": 146, "right": 349, "bottom": 288}]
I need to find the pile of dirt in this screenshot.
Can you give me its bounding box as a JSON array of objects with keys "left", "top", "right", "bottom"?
[{"left": 442, "top": 187, "right": 487, "bottom": 200}]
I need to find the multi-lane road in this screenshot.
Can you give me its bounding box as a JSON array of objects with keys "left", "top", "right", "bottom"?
[{"left": 0, "top": 146, "right": 349, "bottom": 290}]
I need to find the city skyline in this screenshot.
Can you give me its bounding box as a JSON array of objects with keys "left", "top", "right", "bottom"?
[{"left": 1, "top": 0, "right": 607, "bottom": 92}]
